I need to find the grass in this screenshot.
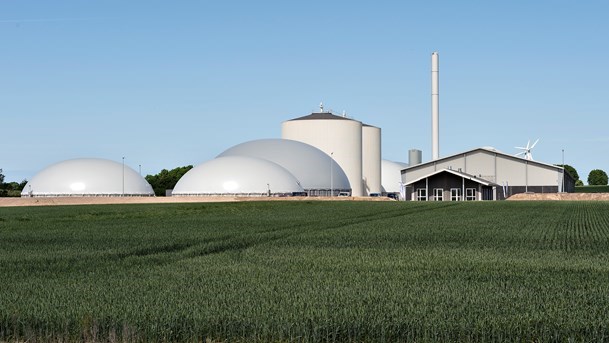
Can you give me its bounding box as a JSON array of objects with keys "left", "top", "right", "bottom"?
[{"left": 1, "top": 201, "right": 609, "bottom": 342}]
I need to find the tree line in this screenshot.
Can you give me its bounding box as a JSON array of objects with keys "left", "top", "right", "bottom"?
[
  {"left": 556, "top": 165, "right": 608, "bottom": 186},
  {"left": 0, "top": 169, "right": 28, "bottom": 197},
  {"left": 145, "top": 165, "right": 193, "bottom": 196}
]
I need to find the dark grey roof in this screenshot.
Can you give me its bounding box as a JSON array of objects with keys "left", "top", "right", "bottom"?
[
  {"left": 405, "top": 168, "right": 498, "bottom": 186},
  {"left": 287, "top": 112, "right": 358, "bottom": 121}
]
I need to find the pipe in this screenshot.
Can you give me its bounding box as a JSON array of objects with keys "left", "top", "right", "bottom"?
[{"left": 431, "top": 52, "right": 439, "bottom": 160}]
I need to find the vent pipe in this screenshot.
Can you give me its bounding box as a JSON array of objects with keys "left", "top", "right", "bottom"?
[{"left": 431, "top": 52, "right": 439, "bottom": 160}]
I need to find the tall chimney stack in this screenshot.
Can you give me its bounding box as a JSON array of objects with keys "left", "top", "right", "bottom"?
[{"left": 431, "top": 52, "right": 439, "bottom": 160}]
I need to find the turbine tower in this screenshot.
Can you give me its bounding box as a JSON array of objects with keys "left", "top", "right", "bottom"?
[{"left": 431, "top": 52, "right": 440, "bottom": 160}]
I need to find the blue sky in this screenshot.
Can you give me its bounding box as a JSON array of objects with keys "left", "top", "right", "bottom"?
[{"left": 1, "top": 1, "right": 608, "bottom": 184}]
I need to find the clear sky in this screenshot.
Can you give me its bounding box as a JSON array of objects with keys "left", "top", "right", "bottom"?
[{"left": 1, "top": 1, "right": 608, "bottom": 184}]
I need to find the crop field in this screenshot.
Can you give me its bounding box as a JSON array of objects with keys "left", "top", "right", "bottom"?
[{"left": 1, "top": 201, "right": 609, "bottom": 342}]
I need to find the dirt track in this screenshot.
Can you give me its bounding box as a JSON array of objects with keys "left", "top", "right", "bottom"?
[
  {"left": 0, "top": 196, "right": 392, "bottom": 207},
  {"left": 3, "top": 193, "right": 607, "bottom": 207}
]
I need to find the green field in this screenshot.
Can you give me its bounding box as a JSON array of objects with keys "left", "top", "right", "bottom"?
[{"left": 1, "top": 201, "right": 609, "bottom": 342}]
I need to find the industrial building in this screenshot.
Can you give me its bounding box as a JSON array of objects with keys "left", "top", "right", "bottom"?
[
  {"left": 20, "top": 52, "right": 570, "bottom": 201},
  {"left": 281, "top": 105, "right": 382, "bottom": 196},
  {"left": 401, "top": 147, "right": 575, "bottom": 201},
  {"left": 21, "top": 158, "right": 154, "bottom": 197}
]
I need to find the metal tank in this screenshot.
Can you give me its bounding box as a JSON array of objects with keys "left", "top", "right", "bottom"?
[
  {"left": 22, "top": 158, "right": 154, "bottom": 197},
  {"left": 381, "top": 159, "right": 408, "bottom": 193},
  {"left": 409, "top": 149, "right": 422, "bottom": 166},
  {"left": 282, "top": 111, "right": 364, "bottom": 196},
  {"left": 217, "top": 139, "right": 350, "bottom": 195},
  {"left": 172, "top": 156, "right": 304, "bottom": 196},
  {"left": 362, "top": 125, "right": 382, "bottom": 195}
]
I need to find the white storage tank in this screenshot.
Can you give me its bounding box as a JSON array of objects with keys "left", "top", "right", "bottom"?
[
  {"left": 217, "top": 139, "right": 350, "bottom": 195},
  {"left": 172, "top": 156, "right": 304, "bottom": 196},
  {"left": 362, "top": 124, "right": 382, "bottom": 195},
  {"left": 381, "top": 159, "right": 408, "bottom": 193},
  {"left": 21, "top": 158, "right": 154, "bottom": 197},
  {"left": 282, "top": 111, "right": 364, "bottom": 196},
  {"left": 409, "top": 149, "right": 422, "bottom": 166}
]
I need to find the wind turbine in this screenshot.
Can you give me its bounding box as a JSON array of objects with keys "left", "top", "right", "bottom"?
[{"left": 515, "top": 139, "right": 539, "bottom": 161}]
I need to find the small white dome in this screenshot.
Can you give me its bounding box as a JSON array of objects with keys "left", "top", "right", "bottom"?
[
  {"left": 22, "top": 158, "right": 154, "bottom": 197},
  {"left": 217, "top": 139, "right": 350, "bottom": 190},
  {"left": 381, "top": 160, "right": 408, "bottom": 193},
  {"left": 172, "top": 156, "right": 304, "bottom": 195}
]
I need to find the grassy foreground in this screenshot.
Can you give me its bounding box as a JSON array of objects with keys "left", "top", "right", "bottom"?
[{"left": 1, "top": 201, "right": 609, "bottom": 342}]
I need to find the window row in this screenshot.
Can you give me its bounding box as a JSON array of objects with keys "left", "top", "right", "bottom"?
[{"left": 416, "top": 188, "right": 477, "bottom": 201}]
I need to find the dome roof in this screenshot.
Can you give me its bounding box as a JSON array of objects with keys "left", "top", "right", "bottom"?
[
  {"left": 381, "top": 160, "right": 408, "bottom": 193},
  {"left": 172, "top": 156, "right": 304, "bottom": 195},
  {"left": 22, "top": 158, "right": 154, "bottom": 197},
  {"left": 217, "top": 139, "right": 350, "bottom": 190}
]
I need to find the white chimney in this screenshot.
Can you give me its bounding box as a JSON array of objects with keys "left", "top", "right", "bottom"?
[{"left": 431, "top": 52, "right": 439, "bottom": 160}]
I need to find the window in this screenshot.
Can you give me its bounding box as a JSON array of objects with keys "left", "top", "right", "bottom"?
[
  {"left": 434, "top": 188, "right": 444, "bottom": 201},
  {"left": 450, "top": 188, "right": 462, "bottom": 201},
  {"left": 466, "top": 188, "right": 476, "bottom": 201},
  {"left": 416, "top": 188, "right": 427, "bottom": 201}
]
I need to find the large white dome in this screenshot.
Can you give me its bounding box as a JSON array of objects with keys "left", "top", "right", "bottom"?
[
  {"left": 382, "top": 159, "right": 408, "bottom": 193},
  {"left": 172, "top": 156, "right": 304, "bottom": 196},
  {"left": 217, "top": 139, "right": 350, "bottom": 191},
  {"left": 22, "top": 158, "right": 154, "bottom": 197}
]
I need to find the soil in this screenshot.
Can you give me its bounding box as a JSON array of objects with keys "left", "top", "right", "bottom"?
[
  {"left": 507, "top": 193, "right": 609, "bottom": 201},
  {"left": 0, "top": 195, "right": 392, "bottom": 207}
]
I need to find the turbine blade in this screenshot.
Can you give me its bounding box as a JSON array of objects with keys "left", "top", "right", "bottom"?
[{"left": 530, "top": 138, "right": 540, "bottom": 149}]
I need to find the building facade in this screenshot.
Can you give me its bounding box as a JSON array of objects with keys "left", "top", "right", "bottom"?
[{"left": 401, "top": 148, "right": 575, "bottom": 201}]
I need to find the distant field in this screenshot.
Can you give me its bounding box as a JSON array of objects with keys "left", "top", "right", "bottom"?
[{"left": 2, "top": 201, "right": 609, "bottom": 342}]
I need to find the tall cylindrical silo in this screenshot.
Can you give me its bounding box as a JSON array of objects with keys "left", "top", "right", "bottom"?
[
  {"left": 282, "top": 112, "right": 364, "bottom": 196},
  {"left": 362, "top": 124, "right": 381, "bottom": 195},
  {"left": 432, "top": 51, "right": 440, "bottom": 160}
]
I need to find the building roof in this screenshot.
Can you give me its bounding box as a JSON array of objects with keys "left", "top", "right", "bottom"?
[
  {"left": 404, "top": 168, "right": 499, "bottom": 187},
  {"left": 402, "top": 147, "right": 565, "bottom": 174},
  {"left": 286, "top": 112, "right": 359, "bottom": 122}
]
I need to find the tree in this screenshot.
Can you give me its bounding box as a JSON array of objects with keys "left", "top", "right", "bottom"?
[
  {"left": 575, "top": 180, "right": 584, "bottom": 187},
  {"left": 145, "top": 165, "right": 193, "bottom": 196},
  {"left": 0, "top": 169, "right": 5, "bottom": 197},
  {"left": 555, "top": 164, "right": 579, "bottom": 182},
  {"left": 588, "top": 169, "right": 608, "bottom": 186}
]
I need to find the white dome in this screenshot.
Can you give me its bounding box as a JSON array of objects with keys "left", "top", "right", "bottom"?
[
  {"left": 217, "top": 139, "right": 350, "bottom": 190},
  {"left": 172, "top": 156, "right": 304, "bottom": 195},
  {"left": 382, "top": 159, "right": 408, "bottom": 193},
  {"left": 22, "top": 158, "right": 154, "bottom": 197}
]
